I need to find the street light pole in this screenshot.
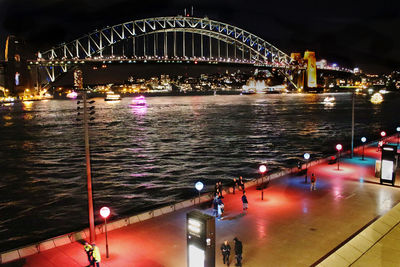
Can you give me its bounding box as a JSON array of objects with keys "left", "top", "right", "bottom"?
[
  {"left": 361, "top": 137, "right": 366, "bottom": 160},
  {"left": 351, "top": 91, "right": 355, "bottom": 158},
  {"left": 195, "top": 181, "right": 204, "bottom": 204},
  {"left": 336, "top": 144, "right": 342, "bottom": 170},
  {"left": 100, "top": 207, "right": 110, "bottom": 258},
  {"left": 303, "top": 153, "right": 310, "bottom": 183},
  {"left": 396, "top": 127, "right": 400, "bottom": 147},
  {"left": 259, "top": 165, "right": 267, "bottom": 200},
  {"left": 83, "top": 91, "right": 95, "bottom": 243}
]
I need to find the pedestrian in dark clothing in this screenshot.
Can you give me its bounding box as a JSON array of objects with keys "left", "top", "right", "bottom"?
[
  {"left": 238, "top": 176, "right": 245, "bottom": 191},
  {"left": 232, "top": 178, "right": 238, "bottom": 194},
  {"left": 241, "top": 192, "right": 248, "bottom": 212},
  {"left": 310, "top": 173, "right": 317, "bottom": 191},
  {"left": 83, "top": 241, "right": 93, "bottom": 266},
  {"left": 217, "top": 196, "right": 224, "bottom": 219},
  {"left": 218, "top": 181, "right": 224, "bottom": 198},
  {"left": 212, "top": 194, "right": 219, "bottom": 217},
  {"left": 233, "top": 237, "right": 243, "bottom": 266},
  {"left": 215, "top": 182, "right": 220, "bottom": 196},
  {"left": 220, "top": 240, "right": 231, "bottom": 265}
]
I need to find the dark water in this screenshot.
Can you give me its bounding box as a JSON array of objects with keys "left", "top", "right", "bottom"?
[{"left": 0, "top": 93, "right": 399, "bottom": 251}]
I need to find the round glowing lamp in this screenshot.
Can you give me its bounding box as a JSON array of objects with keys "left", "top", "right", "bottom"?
[
  {"left": 336, "top": 144, "right": 343, "bottom": 151},
  {"left": 361, "top": 137, "right": 366, "bottom": 143},
  {"left": 397, "top": 127, "right": 400, "bottom": 132},
  {"left": 100, "top": 207, "right": 110, "bottom": 219},
  {"left": 303, "top": 153, "right": 310, "bottom": 160},
  {"left": 259, "top": 165, "right": 267, "bottom": 173},
  {"left": 195, "top": 181, "right": 204, "bottom": 192},
  {"left": 380, "top": 131, "right": 386, "bottom": 137}
]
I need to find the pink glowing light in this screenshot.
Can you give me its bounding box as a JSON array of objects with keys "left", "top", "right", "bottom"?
[
  {"left": 336, "top": 144, "right": 342, "bottom": 151},
  {"left": 100, "top": 207, "right": 110, "bottom": 218},
  {"left": 380, "top": 131, "right": 386, "bottom": 137}
]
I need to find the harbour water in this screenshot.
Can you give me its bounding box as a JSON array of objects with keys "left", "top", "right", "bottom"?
[{"left": 0, "top": 92, "right": 399, "bottom": 251}]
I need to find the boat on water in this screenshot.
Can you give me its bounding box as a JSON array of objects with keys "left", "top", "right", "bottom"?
[
  {"left": 105, "top": 91, "right": 121, "bottom": 101},
  {"left": 129, "top": 95, "right": 146, "bottom": 106},
  {"left": 241, "top": 89, "right": 256, "bottom": 95}
]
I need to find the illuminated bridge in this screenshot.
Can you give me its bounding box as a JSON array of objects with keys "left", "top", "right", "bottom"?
[{"left": 28, "top": 16, "right": 352, "bottom": 87}]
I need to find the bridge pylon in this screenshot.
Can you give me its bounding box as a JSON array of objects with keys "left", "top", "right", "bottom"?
[{"left": 291, "top": 51, "right": 317, "bottom": 91}]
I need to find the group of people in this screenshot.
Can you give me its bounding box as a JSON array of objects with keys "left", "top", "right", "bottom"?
[
  {"left": 232, "top": 176, "right": 245, "bottom": 194},
  {"left": 213, "top": 177, "right": 249, "bottom": 220},
  {"left": 220, "top": 237, "right": 243, "bottom": 266},
  {"left": 212, "top": 193, "right": 224, "bottom": 220},
  {"left": 83, "top": 242, "right": 101, "bottom": 267}
]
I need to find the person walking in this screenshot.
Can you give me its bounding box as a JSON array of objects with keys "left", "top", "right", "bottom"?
[
  {"left": 241, "top": 191, "right": 248, "bottom": 213},
  {"left": 220, "top": 240, "right": 231, "bottom": 265},
  {"left": 233, "top": 237, "right": 243, "bottom": 266},
  {"left": 212, "top": 194, "right": 219, "bottom": 217},
  {"left": 310, "top": 173, "right": 317, "bottom": 191},
  {"left": 217, "top": 196, "right": 224, "bottom": 220},
  {"left": 238, "top": 176, "right": 245, "bottom": 191},
  {"left": 232, "top": 178, "right": 238, "bottom": 194},
  {"left": 215, "top": 182, "right": 220, "bottom": 197},
  {"left": 83, "top": 241, "right": 93, "bottom": 267},
  {"left": 91, "top": 243, "right": 101, "bottom": 267},
  {"left": 218, "top": 181, "right": 224, "bottom": 198}
]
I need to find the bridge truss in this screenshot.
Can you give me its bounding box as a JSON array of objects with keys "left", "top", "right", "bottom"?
[{"left": 31, "top": 16, "right": 294, "bottom": 84}]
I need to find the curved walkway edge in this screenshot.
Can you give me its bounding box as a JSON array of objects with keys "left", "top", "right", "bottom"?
[{"left": 316, "top": 201, "right": 400, "bottom": 267}]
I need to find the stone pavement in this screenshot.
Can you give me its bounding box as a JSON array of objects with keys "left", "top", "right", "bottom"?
[{"left": 2, "top": 136, "right": 400, "bottom": 267}]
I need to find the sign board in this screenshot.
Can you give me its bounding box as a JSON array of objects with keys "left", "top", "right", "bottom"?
[
  {"left": 187, "top": 210, "right": 215, "bottom": 267},
  {"left": 380, "top": 144, "right": 397, "bottom": 186}
]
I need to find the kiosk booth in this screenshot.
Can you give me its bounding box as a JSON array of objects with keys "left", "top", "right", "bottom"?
[
  {"left": 380, "top": 144, "right": 398, "bottom": 186},
  {"left": 187, "top": 210, "right": 215, "bottom": 267}
]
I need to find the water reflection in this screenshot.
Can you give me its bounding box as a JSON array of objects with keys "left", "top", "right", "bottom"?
[{"left": 131, "top": 105, "right": 147, "bottom": 116}]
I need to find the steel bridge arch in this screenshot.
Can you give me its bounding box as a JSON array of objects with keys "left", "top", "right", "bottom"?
[{"left": 38, "top": 16, "right": 292, "bottom": 64}]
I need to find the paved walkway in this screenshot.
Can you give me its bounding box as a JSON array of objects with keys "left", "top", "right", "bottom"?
[
  {"left": 352, "top": 221, "right": 400, "bottom": 266},
  {"left": 2, "top": 137, "right": 400, "bottom": 267}
]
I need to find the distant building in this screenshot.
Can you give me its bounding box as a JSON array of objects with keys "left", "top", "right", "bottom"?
[{"left": 316, "top": 59, "right": 327, "bottom": 69}]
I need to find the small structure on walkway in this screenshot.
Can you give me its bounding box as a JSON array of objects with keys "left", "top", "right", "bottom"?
[
  {"left": 187, "top": 210, "right": 215, "bottom": 267},
  {"left": 380, "top": 144, "right": 397, "bottom": 186}
]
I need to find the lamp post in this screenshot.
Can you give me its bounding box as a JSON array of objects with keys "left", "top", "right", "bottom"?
[
  {"left": 100, "top": 207, "right": 110, "bottom": 258},
  {"left": 303, "top": 153, "right": 310, "bottom": 183},
  {"left": 361, "top": 137, "right": 366, "bottom": 160},
  {"left": 397, "top": 127, "right": 400, "bottom": 146},
  {"left": 351, "top": 90, "right": 355, "bottom": 158},
  {"left": 195, "top": 181, "right": 204, "bottom": 204},
  {"left": 259, "top": 165, "right": 267, "bottom": 200},
  {"left": 379, "top": 131, "right": 386, "bottom": 151},
  {"left": 336, "top": 144, "right": 343, "bottom": 170}
]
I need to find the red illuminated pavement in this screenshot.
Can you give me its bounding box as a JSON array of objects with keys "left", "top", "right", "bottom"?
[{"left": 2, "top": 137, "right": 400, "bottom": 267}]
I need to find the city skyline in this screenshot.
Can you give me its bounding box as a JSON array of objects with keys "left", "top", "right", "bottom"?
[{"left": 0, "top": 0, "right": 399, "bottom": 73}]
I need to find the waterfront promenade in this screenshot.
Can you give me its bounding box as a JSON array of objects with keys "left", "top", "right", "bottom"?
[{"left": 2, "top": 136, "right": 400, "bottom": 267}]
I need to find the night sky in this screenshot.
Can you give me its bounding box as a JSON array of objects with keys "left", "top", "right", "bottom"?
[{"left": 0, "top": 0, "right": 399, "bottom": 73}]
